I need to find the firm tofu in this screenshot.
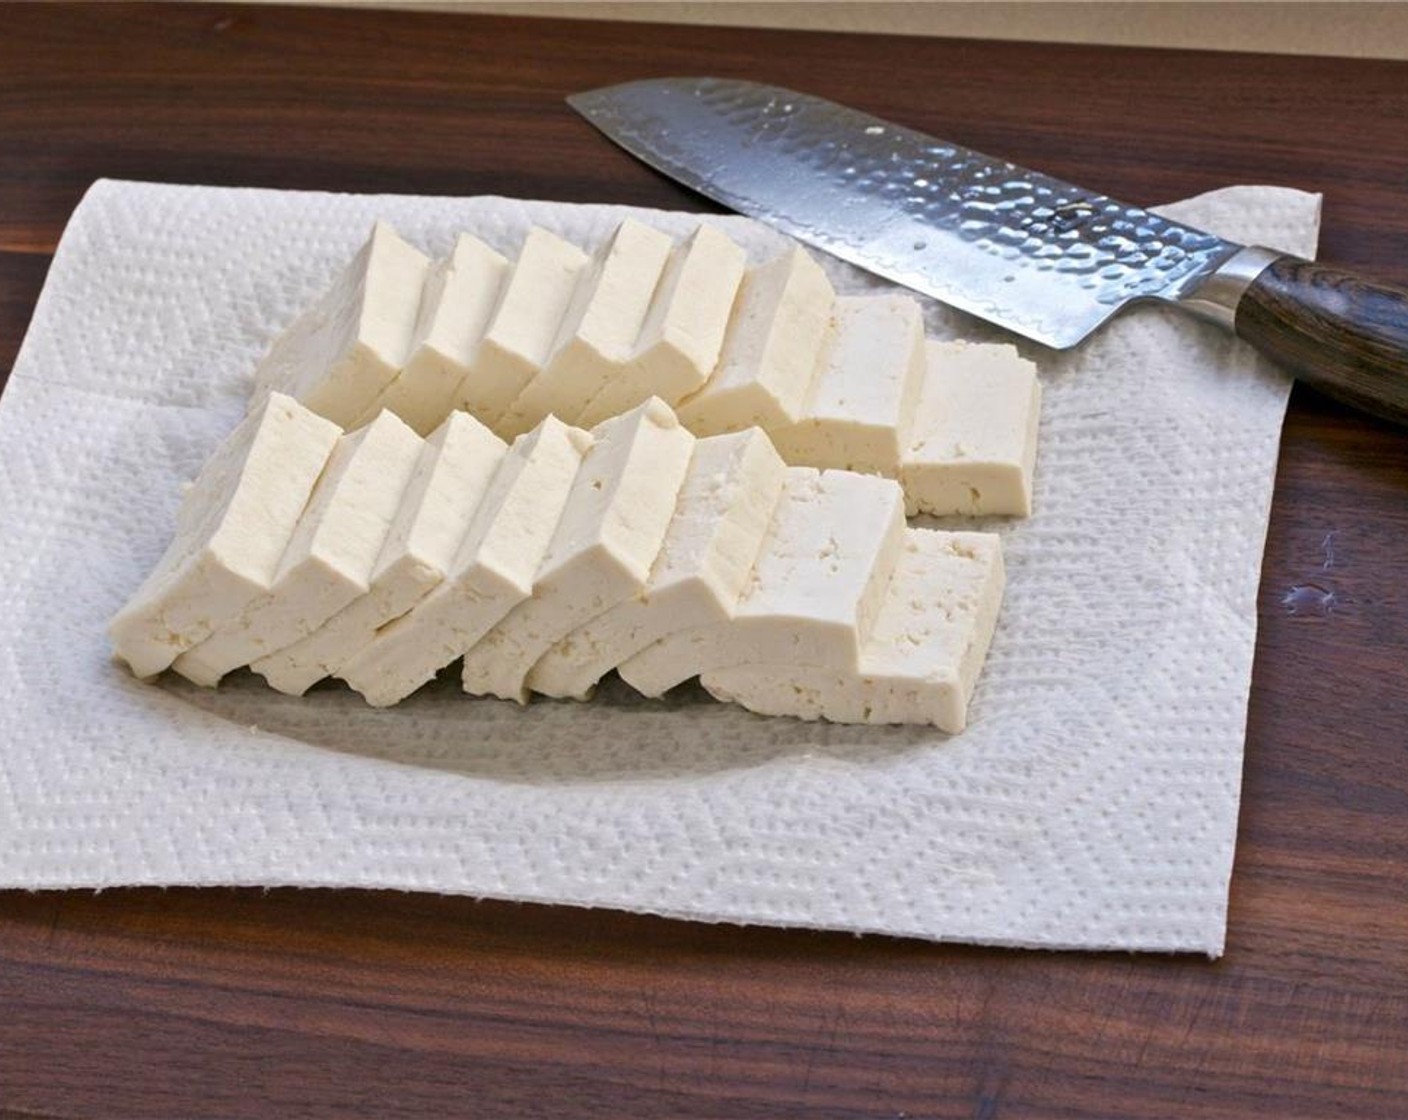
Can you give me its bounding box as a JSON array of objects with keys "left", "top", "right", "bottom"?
[
  {"left": 702, "top": 530, "right": 1004, "bottom": 731},
  {"left": 338, "top": 415, "right": 592, "bottom": 707},
  {"left": 172, "top": 411, "right": 424, "bottom": 686},
  {"left": 108, "top": 393, "right": 342, "bottom": 680},
  {"left": 455, "top": 227, "right": 590, "bottom": 429},
  {"left": 675, "top": 247, "right": 835, "bottom": 436},
  {"left": 901, "top": 341, "right": 1042, "bottom": 517},
  {"left": 254, "top": 222, "right": 431, "bottom": 429},
  {"left": 461, "top": 397, "right": 695, "bottom": 704},
  {"left": 252, "top": 410, "right": 508, "bottom": 695},
  {"left": 575, "top": 225, "right": 748, "bottom": 427},
  {"left": 366, "top": 234, "right": 510, "bottom": 435},
  {"left": 497, "top": 219, "right": 674, "bottom": 437},
  {"left": 527, "top": 428, "right": 787, "bottom": 700},
  {"left": 769, "top": 293, "right": 926, "bottom": 476},
  {"left": 616, "top": 466, "right": 906, "bottom": 698}
]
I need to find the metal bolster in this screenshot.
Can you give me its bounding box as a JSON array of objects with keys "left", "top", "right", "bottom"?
[{"left": 1177, "top": 246, "right": 1284, "bottom": 329}]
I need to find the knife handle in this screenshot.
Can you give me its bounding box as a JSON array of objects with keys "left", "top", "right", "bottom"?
[{"left": 1233, "top": 254, "right": 1408, "bottom": 425}]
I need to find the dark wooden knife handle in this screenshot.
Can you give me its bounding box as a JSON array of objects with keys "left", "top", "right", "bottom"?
[{"left": 1235, "top": 256, "right": 1408, "bottom": 425}]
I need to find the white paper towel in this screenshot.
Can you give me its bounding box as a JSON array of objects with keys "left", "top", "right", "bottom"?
[{"left": 0, "top": 179, "right": 1320, "bottom": 954}]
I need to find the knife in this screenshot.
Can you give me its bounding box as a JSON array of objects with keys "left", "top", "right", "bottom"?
[{"left": 569, "top": 77, "right": 1408, "bottom": 426}]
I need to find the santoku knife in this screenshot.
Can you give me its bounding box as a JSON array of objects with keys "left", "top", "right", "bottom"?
[{"left": 569, "top": 77, "right": 1408, "bottom": 425}]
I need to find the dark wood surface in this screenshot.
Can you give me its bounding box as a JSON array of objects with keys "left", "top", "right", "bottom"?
[{"left": 2, "top": 6, "right": 1406, "bottom": 1117}]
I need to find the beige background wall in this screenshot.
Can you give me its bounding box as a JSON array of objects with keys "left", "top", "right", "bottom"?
[{"left": 288, "top": 2, "right": 1408, "bottom": 61}]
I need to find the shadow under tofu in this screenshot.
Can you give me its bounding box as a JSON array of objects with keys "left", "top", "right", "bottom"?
[{"left": 157, "top": 665, "right": 943, "bottom": 787}]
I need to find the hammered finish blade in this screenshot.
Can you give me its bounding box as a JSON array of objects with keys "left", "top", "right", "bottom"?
[{"left": 569, "top": 77, "right": 1240, "bottom": 348}]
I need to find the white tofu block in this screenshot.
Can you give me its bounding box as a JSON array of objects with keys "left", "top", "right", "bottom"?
[
  {"left": 902, "top": 341, "right": 1043, "bottom": 517},
  {"left": 702, "top": 530, "right": 1004, "bottom": 731},
  {"left": 498, "top": 219, "right": 674, "bottom": 437},
  {"left": 172, "top": 411, "right": 424, "bottom": 686},
  {"left": 108, "top": 394, "right": 342, "bottom": 680},
  {"left": 252, "top": 410, "right": 508, "bottom": 695},
  {"left": 575, "top": 225, "right": 748, "bottom": 427},
  {"left": 455, "top": 227, "right": 589, "bottom": 428},
  {"left": 254, "top": 222, "right": 431, "bottom": 429},
  {"left": 617, "top": 466, "right": 906, "bottom": 698},
  {"left": 675, "top": 247, "right": 835, "bottom": 436},
  {"left": 365, "top": 234, "right": 510, "bottom": 436},
  {"left": 338, "top": 415, "right": 592, "bottom": 707},
  {"left": 528, "top": 428, "right": 787, "bottom": 700},
  {"left": 461, "top": 397, "right": 695, "bottom": 704},
  {"left": 770, "top": 293, "right": 925, "bottom": 476}
]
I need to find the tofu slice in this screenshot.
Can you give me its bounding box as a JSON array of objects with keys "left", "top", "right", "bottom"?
[
  {"left": 338, "top": 415, "right": 592, "bottom": 707},
  {"left": 251, "top": 411, "right": 508, "bottom": 695},
  {"left": 527, "top": 428, "right": 787, "bottom": 700},
  {"left": 497, "top": 219, "right": 674, "bottom": 437},
  {"left": 702, "top": 530, "right": 1005, "bottom": 732},
  {"left": 902, "top": 341, "right": 1043, "bottom": 517},
  {"left": 769, "top": 293, "right": 925, "bottom": 476},
  {"left": 675, "top": 247, "right": 835, "bottom": 436},
  {"left": 254, "top": 222, "right": 431, "bottom": 428},
  {"left": 575, "top": 225, "right": 748, "bottom": 427},
  {"left": 364, "top": 234, "right": 510, "bottom": 435},
  {"left": 461, "top": 397, "right": 695, "bottom": 704},
  {"left": 617, "top": 466, "right": 906, "bottom": 698},
  {"left": 171, "top": 411, "right": 424, "bottom": 686},
  {"left": 455, "top": 227, "right": 590, "bottom": 429},
  {"left": 108, "top": 393, "right": 342, "bottom": 680}
]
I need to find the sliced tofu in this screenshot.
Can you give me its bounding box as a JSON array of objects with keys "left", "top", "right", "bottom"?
[
  {"left": 461, "top": 397, "right": 695, "bottom": 704},
  {"left": 365, "top": 234, "right": 510, "bottom": 435},
  {"left": 455, "top": 227, "right": 590, "bottom": 429},
  {"left": 769, "top": 293, "right": 925, "bottom": 476},
  {"left": 902, "top": 341, "right": 1042, "bottom": 517},
  {"left": 702, "top": 530, "right": 1004, "bottom": 731},
  {"left": 675, "top": 247, "right": 835, "bottom": 436},
  {"left": 253, "top": 222, "right": 431, "bottom": 429},
  {"left": 528, "top": 428, "right": 787, "bottom": 700},
  {"left": 575, "top": 225, "right": 748, "bottom": 427},
  {"left": 617, "top": 466, "right": 906, "bottom": 698},
  {"left": 252, "top": 410, "right": 508, "bottom": 695},
  {"left": 338, "top": 415, "right": 592, "bottom": 707},
  {"left": 497, "top": 219, "right": 674, "bottom": 437},
  {"left": 108, "top": 393, "right": 342, "bottom": 680},
  {"left": 172, "top": 411, "right": 424, "bottom": 686}
]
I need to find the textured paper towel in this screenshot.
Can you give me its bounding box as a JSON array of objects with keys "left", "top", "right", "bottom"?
[{"left": 0, "top": 179, "right": 1320, "bottom": 954}]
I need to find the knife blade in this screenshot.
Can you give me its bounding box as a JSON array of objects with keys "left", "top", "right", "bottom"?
[{"left": 569, "top": 77, "right": 1408, "bottom": 425}]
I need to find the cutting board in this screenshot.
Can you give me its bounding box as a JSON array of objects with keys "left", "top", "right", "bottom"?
[{"left": 1, "top": 5, "right": 1405, "bottom": 1117}]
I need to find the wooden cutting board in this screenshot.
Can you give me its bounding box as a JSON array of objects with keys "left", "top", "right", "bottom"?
[{"left": 1, "top": 5, "right": 1405, "bottom": 1117}]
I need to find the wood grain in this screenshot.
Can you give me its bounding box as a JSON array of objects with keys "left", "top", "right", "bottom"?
[
  {"left": 1, "top": 5, "right": 1406, "bottom": 1118},
  {"left": 0, "top": 252, "right": 50, "bottom": 390},
  {"left": 1238, "top": 256, "right": 1408, "bottom": 424}
]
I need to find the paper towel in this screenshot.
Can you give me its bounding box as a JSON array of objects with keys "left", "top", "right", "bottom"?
[{"left": 0, "top": 179, "right": 1320, "bottom": 954}]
